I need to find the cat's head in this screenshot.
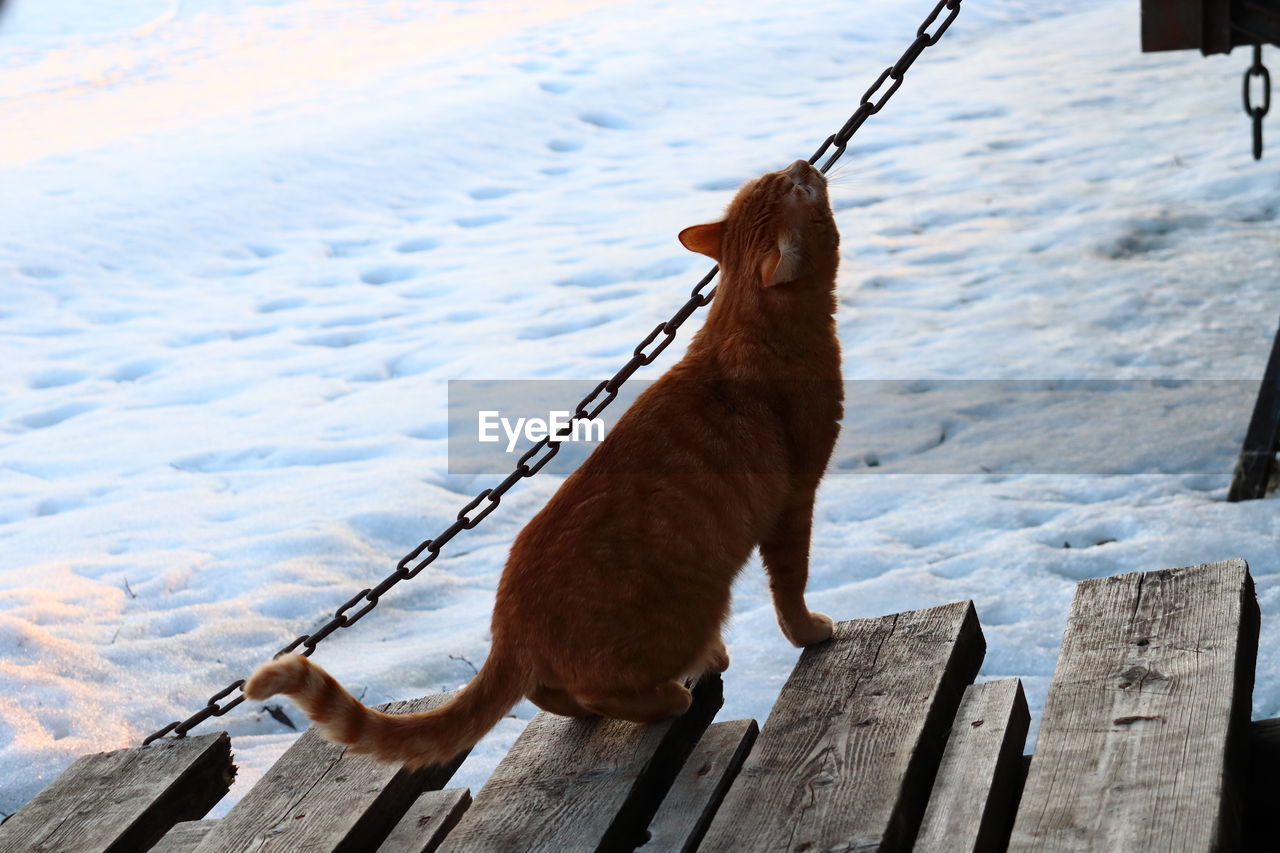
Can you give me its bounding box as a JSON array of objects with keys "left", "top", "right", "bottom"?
[{"left": 678, "top": 159, "right": 838, "bottom": 289}]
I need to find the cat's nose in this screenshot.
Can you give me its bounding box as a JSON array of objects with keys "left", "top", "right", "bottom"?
[{"left": 785, "top": 159, "right": 812, "bottom": 180}]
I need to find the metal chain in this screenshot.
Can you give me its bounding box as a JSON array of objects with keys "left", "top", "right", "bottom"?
[
  {"left": 142, "top": 0, "right": 963, "bottom": 746},
  {"left": 1244, "top": 43, "right": 1271, "bottom": 160}
]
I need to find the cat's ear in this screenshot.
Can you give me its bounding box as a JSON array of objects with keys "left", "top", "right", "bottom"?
[
  {"left": 678, "top": 222, "right": 723, "bottom": 260},
  {"left": 760, "top": 237, "right": 800, "bottom": 287}
]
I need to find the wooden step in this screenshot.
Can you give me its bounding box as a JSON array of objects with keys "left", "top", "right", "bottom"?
[
  {"left": 149, "top": 819, "right": 217, "bottom": 853},
  {"left": 0, "top": 732, "right": 233, "bottom": 853},
  {"left": 192, "top": 693, "right": 466, "bottom": 853},
  {"left": 436, "top": 673, "right": 723, "bottom": 853},
  {"left": 637, "top": 718, "right": 758, "bottom": 853},
  {"left": 914, "top": 677, "right": 1030, "bottom": 853},
  {"left": 698, "top": 600, "right": 986, "bottom": 852},
  {"left": 376, "top": 788, "right": 471, "bottom": 853},
  {"left": 1008, "top": 559, "right": 1259, "bottom": 852}
]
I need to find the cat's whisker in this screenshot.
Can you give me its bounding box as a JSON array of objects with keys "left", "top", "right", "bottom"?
[{"left": 824, "top": 173, "right": 874, "bottom": 191}]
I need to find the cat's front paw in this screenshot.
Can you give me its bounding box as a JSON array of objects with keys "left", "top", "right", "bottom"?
[{"left": 783, "top": 611, "right": 834, "bottom": 647}]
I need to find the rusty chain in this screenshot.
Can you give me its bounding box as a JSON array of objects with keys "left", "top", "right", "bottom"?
[{"left": 142, "top": 0, "right": 963, "bottom": 745}]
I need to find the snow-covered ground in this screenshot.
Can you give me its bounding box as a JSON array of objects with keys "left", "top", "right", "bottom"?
[{"left": 3, "top": 0, "right": 1280, "bottom": 820}]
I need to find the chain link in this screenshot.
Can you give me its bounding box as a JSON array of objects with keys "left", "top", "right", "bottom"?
[
  {"left": 142, "top": 0, "right": 963, "bottom": 746},
  {"left": 1244, "top": 43, "right": 1271, "bottom": 161}
]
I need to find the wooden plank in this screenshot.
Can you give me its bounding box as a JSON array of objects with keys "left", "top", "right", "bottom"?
[
  {"left": 1140, "top": 0, "right": 1202, "bottom": 52},
  {"left": 699, "top": 600, "right": 986, "bottom": 853},
  {"left": 1008, "top": 559, "right": 1259, "bottom": 852},
  {"left": 1243, "top": 717, "right": 1280, "bottom": 853},
  {"left": 914, "top": 678, "right": 1030, "bottom": 853},
  {"left": 194, "top": 693, "right": 466, "bottom": 853},
  {"left": 149, "top": 820, "right": 218, "bottom": 853},
  {"left": 637, "top": 719, "right": 758, "bottom": 853},
  {"left": 437, "top": 673, "right": 724, "bottom": 853},
  {"left": 1229, "top": 318, "right": 1280, "bottom": 501},
  {"left": 0, "top": 732, "right": 233, "bottom": 853},
  {"left": 376, "top": 788, "right": 470, "bottom": 853}
]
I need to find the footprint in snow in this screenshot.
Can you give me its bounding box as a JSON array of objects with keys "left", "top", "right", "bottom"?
[
  {"left": 19, "top": 265, "right": 61, "bottom": 279},
  {"left": 43, "top": 713, "right": 73, "bottom": 740},
  {"left": 547, "top": 138, "right": 584, "bottom": 153},
  {"left": 468, "top": 186, "right": 515, "bottom": 201},
  {"left": 173, "top": 443, "right": 387, "bottom": 473},
  {"left": 579, "top": 111, "right": 634, "bottom": 130},
  {"left": 225, "top": 244, "right": 281, "bottom": 259},
  {"left": 518, "top": 313, "right": 613, "bottom": 340},
  {"left": 257, "top": 295, "right": 307, "bottom": 313},
  {"left": 912, "top": 251, "right": 966, "bottom": 266},
  {"left": 556, "top": 270, "right": 624, "bottom": 288},
  {"left": 223, "top": 265, "right": 262, "bottom": 277},
  {"left": 150, "top": 610, "right": 200, "bottom": 639},
  {"left": 947, "top": 106, "right": 1009, "bottom": 121},
  {"left": 299, "top": 329, "right": 379, "bottom": 348},
  {"left": 320, "top": 314, "right": 381, "bottom": 329},
  {"left": 14, "top": 402, "right": 97, "bottom": 430},
  {"left": 395, "top": 236, "right": 441, "bottom": 254},
  {"left": 588, "top": 288, "right": 642, "bottom": 303},
  {"left": 326, "top": 239, "right": 375, "bottom": 258},
  {"left": 833, "top": 196, "right": 884, "bottom": 211},
  {"left": 360, "top": 266, "right": 418, "bottom": 285},
  {"left": 34, "top": 496, "right": 87, "bottom": 517},
  {"left": 454, "top": 213, "right": 509, "bottom": 229},
  {"left": 109, "top": 359, "right": 163, "bottom": 382},
  {"left": 26, "top": 368, "right": 88, "bottom": 389}
]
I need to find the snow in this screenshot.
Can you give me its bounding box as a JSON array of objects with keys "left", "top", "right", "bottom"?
[{"left": 3, "top": 0, "right": 1280, "bottom": 820}]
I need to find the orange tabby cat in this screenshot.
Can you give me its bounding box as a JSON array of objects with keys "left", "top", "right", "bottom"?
[{"left": 245, "top": 159, "right": 844, "bottom": 767}]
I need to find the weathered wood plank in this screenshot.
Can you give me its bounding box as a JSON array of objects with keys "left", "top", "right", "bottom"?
[
  {"left": 699, "top": 600, "right": 986, "bottom": 853},
  {"left": 914, "top": 678, "right": 1030, "bottom": 853},
  {"left": 376, "top": 789, "right": 470, "bottom": 853},
  {"left": 1243, "top": 717, "right": 1280, "bottom": 852},
  {"left": 194, "top": 693, "right": 466, "bottom": 853},
  {"left": 1229, "top": 321, "right": 1280, "bottom": 501},
  {"left": 637, "top": 719, "right": 758, "bottom": 853},
  {"left": 437, "top": 673, "right": 724, "bottom": 853},
  {"left": 1008, "top": 559, "right": 1259, "bottom": 852},
  {"left": 0, "top": 732, "right": 233, "bottom": 853},
  {"left": 149, "top": 819, "right": 218, "bottom": 853}
]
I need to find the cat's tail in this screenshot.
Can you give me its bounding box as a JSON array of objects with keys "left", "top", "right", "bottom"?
[{"left": 243, "top": 643, "right": 529, "bottom": 768}]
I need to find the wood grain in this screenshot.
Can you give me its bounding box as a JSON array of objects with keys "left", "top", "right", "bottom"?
[
  {"left": 913, "top": 678, "right": 1029, "bottom": 853},
  {"left": 193, "top": 693, "right": 466, "bottom": 853},
  {"left": 376, "top": 788, "right": 471, "bottom": 853},
  {"left": 1008, "top": 559, "right": 1259, "bottom": 852},
  {"left": 0, "top": 732, "right": 233, "bottom": 853},
  {"left": 699, "top": 600, "right": 986, "bottom": 853},
  {"left": 149, "top": 820, "right": 218, "bottom": 853},
  {"left": 437, "top": 673, "right": 723, "bottom": 853},
  {"left": 637, "top": 719, "right": 758, "bottom": 853}
]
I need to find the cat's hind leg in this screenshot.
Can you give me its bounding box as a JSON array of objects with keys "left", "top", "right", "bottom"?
[
  {"left": 530, "top": 684, "right": 593, "bottom": 717},
  {"left": 575, "top": 680, "right": 692, "bottom": 723}
]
